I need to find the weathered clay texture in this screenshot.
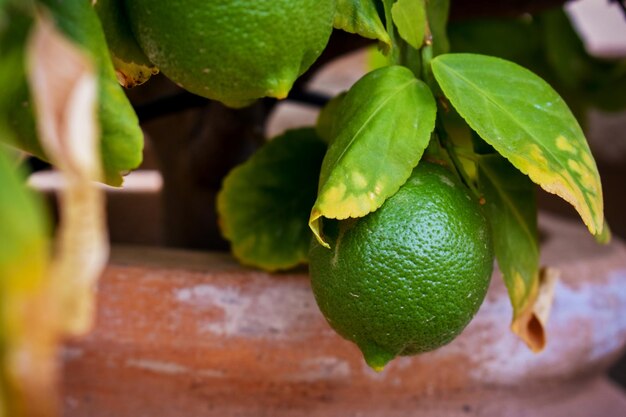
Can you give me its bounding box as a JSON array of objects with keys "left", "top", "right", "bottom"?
[{"left": 62, "top": 214, "right": 626, "bottom": 416}]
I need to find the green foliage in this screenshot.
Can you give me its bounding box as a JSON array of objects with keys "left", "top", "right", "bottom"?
[
  {"left": 391, "top": 0, "right": 426, "bottom": 50},
  {"left": 309, "top": 65, "right": 436, "bottom": 247},
  {"left": 431, "top": 53, "right": 604, "bottom": 238},
  {"left": 0, "top": 0, "right": 616, "bottom": 375},
  {"left": 217, "top": 129, "right": 327, "bottom": 271},
  {"left": 477, "top": 154, "right": 539, "bottom": 317},
  {"left": 0, "top": 0, "right": 143, "bottom": 186},
  {"left": 212, "top": 3, "right": 610, "bottom": 345},
  {"left": 447, "top": 10, "right": 626, "bottom": 117}
]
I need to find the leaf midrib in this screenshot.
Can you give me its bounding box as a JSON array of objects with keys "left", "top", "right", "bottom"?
[{"left": 437, "top": 62, "right": 559, "bottom": 160}]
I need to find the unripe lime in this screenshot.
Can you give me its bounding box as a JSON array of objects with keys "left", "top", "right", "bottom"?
[
  {"left": 309, "top": 162, "right": 494, "bottom": 370},
  {"left": 125, "top": 0, "right": 335, "bottom": 107}
]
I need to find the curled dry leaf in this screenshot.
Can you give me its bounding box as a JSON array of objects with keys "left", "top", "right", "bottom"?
[
  {"left": 511, "top": 267, "right": 559, "bottom": 352},
  {"left": 27, "top": 11, "right": 108, "bottom": 335}
]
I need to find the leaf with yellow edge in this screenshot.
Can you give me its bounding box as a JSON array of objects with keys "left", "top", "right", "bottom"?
[
  {"left": 309, "top": 65, "right": 436, "bottom": 247},
  {"left": 477, "top": 153, "right": 546, "bottom": 350},
  {"left": 432, "top": 53, "right": 605, "bottom": 239},
  {"left": 27, "top": 11, "right": 108, "bottom": 335}
]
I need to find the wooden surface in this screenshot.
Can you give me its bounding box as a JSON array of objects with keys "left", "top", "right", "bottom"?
[{"left": 61, "top": 214, "right": 626, "bottom": 416}]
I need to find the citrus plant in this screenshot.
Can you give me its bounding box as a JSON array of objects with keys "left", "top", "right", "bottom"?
[{"left": 1, "top": 0, "right": 624, "bottom": 414}]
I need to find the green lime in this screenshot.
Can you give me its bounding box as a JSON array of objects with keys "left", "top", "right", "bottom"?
[
  {"left": 125, "top": 0, "right": 335, "bottom": 107},
  {"left": 309, "top": 162, "right": 494, "bottom": 370}
]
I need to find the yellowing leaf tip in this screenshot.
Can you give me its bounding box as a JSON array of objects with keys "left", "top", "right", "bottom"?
[{"left": 309, "top": 210, "right": 330, "bottom": 249}]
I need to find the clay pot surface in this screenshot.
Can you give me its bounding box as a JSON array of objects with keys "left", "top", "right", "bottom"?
[{"left": 62, "top": 214, "right": 626, "bottom": 416}]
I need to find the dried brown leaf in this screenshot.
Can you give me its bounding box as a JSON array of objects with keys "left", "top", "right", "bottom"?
[{"left": 511, "top": 267, "right": 559, "bottom": 352}]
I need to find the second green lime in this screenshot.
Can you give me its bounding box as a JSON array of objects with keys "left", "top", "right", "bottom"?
[{"left": 124, "top": 0, "right": 336, "bottom": 107}]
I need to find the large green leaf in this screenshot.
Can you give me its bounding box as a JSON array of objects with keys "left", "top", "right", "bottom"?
[
  {"left": 391, "top": 0, "right": 426, "bottom": 50},
  {"left": 217, "top": 129, "right": 326, "bottom": 272},
  {"left": 309, "top": 65, "right": 436, "bottom": 247},
  {"left": 432, "top": 53, "right": 605, "bottom": 238},
  {"left": 477, "top": 154, "right": 543, "bottom": 349},
  {"left": 334, "top": 0, "right": 391, "bottom": 52}
]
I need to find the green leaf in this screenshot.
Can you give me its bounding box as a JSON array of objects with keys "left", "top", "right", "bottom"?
[
  {"left": 334, "top": 0, "right": 391, "bottom": 51},
  {"left": 217, "top": 129, "right": 326, "bottom": 272},
  {"left": 425, "top": 0, "right": 450, "bottom": 56},
  {"left": 432, "top": 53, "right": 605, "bottom": 238},
  {"left": 309, "top": 65, "right": 436, "bottom": 247},
  {"left": 391, "top": 0, "right": 426, "bottom": 50},
  {"left": 477, "top": 154, "right": 539, "bottom": 325}
]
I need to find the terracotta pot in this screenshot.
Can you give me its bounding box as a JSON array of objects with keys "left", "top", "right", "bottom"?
[{"left": 61, "top": 213, "right": 626, "bottom": 416}]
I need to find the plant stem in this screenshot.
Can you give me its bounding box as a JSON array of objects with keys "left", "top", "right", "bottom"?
[
  {"left": 435, "top": 117, "right": 481, "bottom": 198},
  {"left": 382, "top": 0, "right": 401, "bottom": 65},
  {"left": 452, "top": 145, "right": 478, "bottom": 162}
]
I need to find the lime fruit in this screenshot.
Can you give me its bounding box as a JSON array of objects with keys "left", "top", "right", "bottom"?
[
  {"left": 309, "top": 162, "right": 494, "bottom": 370},
  {"left": 125, "top": 0, "right": 336, "bottom": 107}
]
